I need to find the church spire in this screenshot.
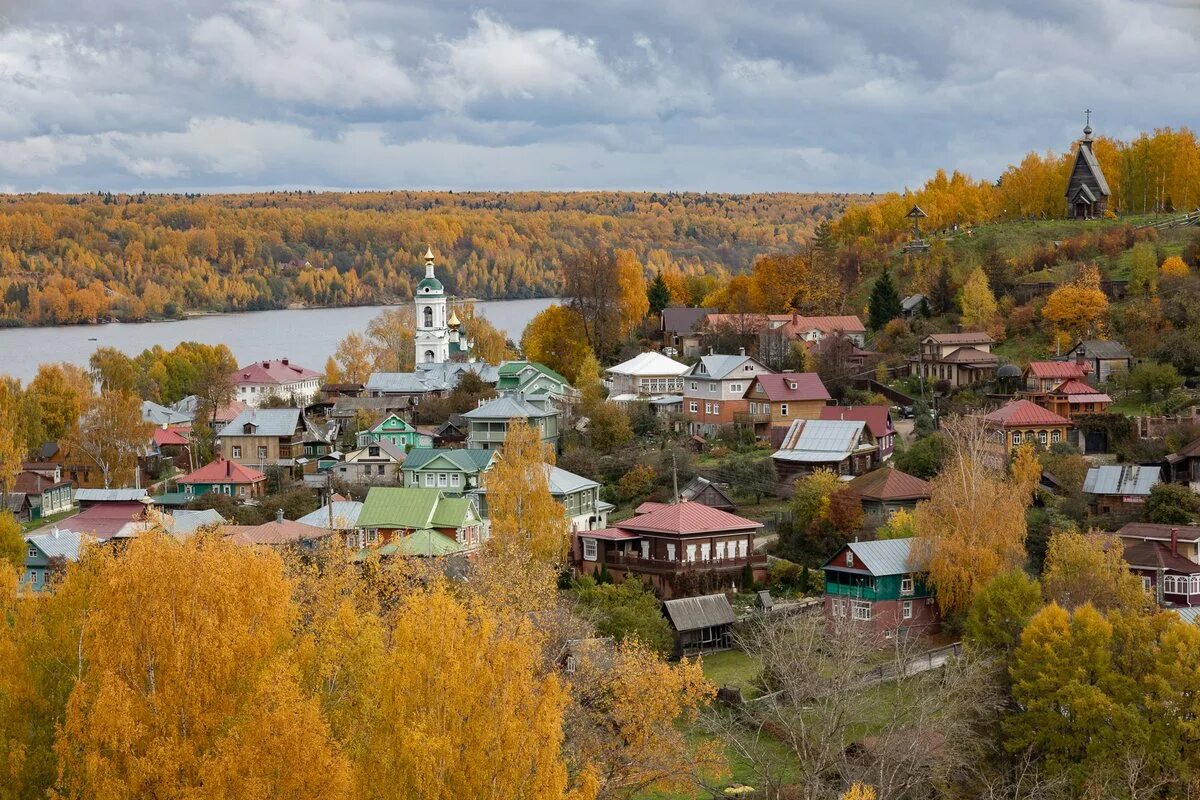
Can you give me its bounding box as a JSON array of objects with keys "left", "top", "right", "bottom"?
[
  {"left": 1082, "top": 109, "right": 1093, "bottom": 143},
  {"left": 424, "top": 246, "right": 436, "bottom": 279}
]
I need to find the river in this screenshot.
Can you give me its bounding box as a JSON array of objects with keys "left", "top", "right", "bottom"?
[{"left": 0, "top": 297, "right": 558, "bottom": 383}]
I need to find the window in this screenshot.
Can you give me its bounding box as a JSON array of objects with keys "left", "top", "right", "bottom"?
[
  {"left": 743, "top": 364, "right": 753, "bottom": 371},
  {"left": 690, "top": 381, "right": 698, "bottom": 391},
  {"left": 832, "top": 598, "right": 845, "bottom": 617},
  {"left": 27, "top": 546, "right": 37, "bottom": 559},
  {"left": 1038, "top": 430, "right": 1047, "bottom": 445},
  {"left": 900, "top": 574, "right": 914, "bottom": 595},
  {"left": 366, "top": 529, "right": 378, "bottom": 544},
  {"left": 640, "top": 540, "right": 649, "bottom": 559},
  {"left": 902, "top": 600, "right": 913, "bottom": 620},
  {"left": 685, "top": 544, "right": 696, "bottom": 563},
  {"left": 565, "top": 655, "right": 577, "bottom": 674},
  {"left": 451, "top": 473, "right": 461, "bottom": 487},
  {"left": 700, "top": 543, "right": 711, "bottom": 561},
  {"left": 705, "top": 403, "right": 712, "bottom": 414},
  {"left": 257, "top": 446, "right": 268, "bottom": 460},
  {"left": 1142, "top": 576, "right": 1153, "bottom": 592},
  {"left": 709, "top": 382, "right": 717, "bottom": 393},
  {"left": 729, "top": 383, "right": 742, "bottom": 393},
  {"left": 667, "top": 543, "right": 676, "bottom": 561},
  {"left": 438, "top": 473, "right": 448, "bottom": 487},
  {"left": 1011, "top": 432, "right": 1021, "bottom": 446},
  {"left": 715, "top": 541, "right": 726, "bottom": 560},
  {"left": 689, "top": 402, "right": 698, "bottom": 413},
  {"left": 369, "top": 446, "right": 380, "bottom": 457},
  {"left": 582, "top": 538, "right": 597, "bottom": 561},
  {"left": 846, "top": 551, "right": 854, "bottom": 568},
  {"left": 424, "top": 473, "right": 435, "bottom": 487},
  {"left": 232, "top": 445, "right": 242, "bottom": 458},
  {"left": 780, "top": 403, "right": 789, "bottom": 417},
  {"left": 738, "top": 540, "right": 748, "bottom": 558},
  {"left": 713, "top": 403, "right": 720, "bottom": 415},
  {"left": 851, "top": 601, "right": 872, "bottom": 621},
  {"left": 1052, "top": 429, "right": 1062, "bottom": 444}
]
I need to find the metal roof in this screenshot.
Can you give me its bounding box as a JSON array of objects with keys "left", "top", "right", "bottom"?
[
  {"left": 296, "top": 501, "right": 364, "bottom": 530},
  {"left": 685, "top": 354, "right": 759, "bottom": 381},
  {"left": 832, "top": 538, "right": 924, "bottom": 576},
  {"left": 74, "top": 488, "right": 148, "bottom": 502},
  {"left": 218, "top": 408, "right": 302, "bottom": 438},
  {"left": 403, "top": 448, "right": 497, "bottom": 473},
  {"left": 1070, "top": 340, "right": 1131, "bottom": 360},
  {"left": 461, "top": 394, "right": 557, "bottom": 420},
  {"left": 25, "top": 529, "right": 89, "bottom": 561},
  {"left": 142, "top": 400, "right": 192, "bottom": 426},
  {"left": 663, "top": 593, "right": 736, "bottom": 632},
  {"left": 847, "top": 468, "right": 932, "bottom": 502},
  {"left": 357, "top": 487, "right": 475, "bottom": 530},
  {"left": 773, "top": 419, "right": 867, "bottom": 462},
  {"left": 616, "top": 502, "right": 761, "bottom": 535},
  {"left": 606, "top": 351, "right": 690, "bottom": 377},
  {"left": 1084, "top": 465, "right": 1160, "bottom": 497}
]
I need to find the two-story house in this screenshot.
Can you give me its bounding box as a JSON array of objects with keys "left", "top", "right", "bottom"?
[
  {"left": 355, "top": 486, "right": 485, "bottom": 555},
  {"left": 823, "top": 538, "right": 940, "bottom": 638},
  {"left": 230, "top": 359, "right": 322, "bottom": 407},
  {"left": 329, "top": 440, "right": 407, "bottom": 484},
  {"left": 909, "top": 332, "right": 998, "bottom": 387},
  {"left": 820, "top": 405, "right": 897, "bottom": 460},
  {"left": 474, "top": 465, "right": 613, "bottom": 533},
  {"left": 177, "top": 457, "right": 267, "bottom": 499},
  {"left": 661, "top": 307, "right": 715, "bottom": 358},
  {"left": 1060, "top": 340, "right": 1133, "bottom": 384},
  {"left": 980, "top": 400, "right": 1072, "bottom": 468},
  {"left": 772, "top": 418, "right": 879, "bottom": 487},
  {"left": 1084, "top": 465, "right": 1160, "bottom": 516},
  {"left": 1037, "top": 380, "right": 1112, "bottom": 420},
  {"left": 355, "top": 413, "right": 426, "bottom": 449},
  {"left": 1022, "top": 360, "right": 1090, "bottom": 393},
  {"left": 742, "top": 372, "right": 831, "bottom": 445},
  {"left": 496, "top": 361, "right": 578, "bottom": 408},
  {"left": 462, "top": 394, "right": 561, "bottom": 451},
  {"left": 403, "top": 448, "right": 498, "bottom": 493},
  {"left": 23, "top": 529, "right": 90, "bottom": 592},
  {"left": 8, "top": 467, "right": 73, "bottom": 522},
  {"left": 218, "top": 408, "right": 307, "bottom": 469},
  {"left": 682, "top": 351, "right": 774, "bottom": 437},
  {"left": 572, "top": 502, "right": 765, "bottom": 599},
  {"left": 605, "top": 351, "right": 690, "bottom": 403}
]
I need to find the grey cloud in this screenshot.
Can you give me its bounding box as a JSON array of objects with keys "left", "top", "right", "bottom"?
[{"left": 0, "top": 0, "right": 1196, "bottom": 192}]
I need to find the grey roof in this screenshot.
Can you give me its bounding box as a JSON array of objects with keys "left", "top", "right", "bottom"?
[
  {"left": 663, "top": 593, "right": 736, "bottom": 632},
  {"left": 773, "top": 419, "right": 868, "bottom": 463},
  {"left": 367, "top": 362, "right": 498, "bottom": 395},
  {"left": 218, "top": 408, "right": 302, "bottom": 438},
  {"left": 661, "top": 306, "right": 714, "bottom": 334},
  {"left": 344, "top": 439, "right": 408, "bottom": 462},
  {"left": 74, "top": 488, "right": 148, "bottom": 502},
  {"left": 547, "top": 466, "right": 600, "bottom": 495},
  {"left": 331, "top": 396, "right": 412, "bottom": 416},
  {"left": 1071, "top": 340, "right": 1132, "bottom": 360},
  {"left": 832, "top": 538, "right": 924, "bottom": 576},
  {"left": 680, "top": 475, "right": 735, "bottom": 505},
  {"left": 1066, "top": 142, "right": 1112, "bottom": 197},
  {"left": 417, "top": 361, "right": 499, "bottom": 384},
  {"left": 296, "top": 501, "right": 364, "bottom": 530},
  {"left": 1071, "top": 184, "right": 1097, "bottom": 203},
  {"left": 26, "top": 529, "right": 89, "bottom": 561},
  {"left": 685, "top": 354, "right": 760, "bottom": 381},
  {"left": 461, "top": 394, "right": 557, "bottom": 420},
  {"left": 1172, "top": 607, "right": 1200, "bottom": 625},
  {"left": 164, "top": 509, "right": 225, "bottom": 539},
  {"left": 171, "top": 395, "right": 201, "bottom": 416},
  {"left": 142, "top": 400, "right": 192, "bottom": 426},
  {"left": 900, "top": 294, "right": 926, "bottom": 312},
  {"left": 403, "top": 448, "right": 496, "bottom": 472},
  {"left": 1084, "top": 465, "right": 1160, "bottom": 497}
]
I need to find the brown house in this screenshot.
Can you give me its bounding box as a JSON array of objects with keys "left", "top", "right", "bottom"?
[
  {"left": 218, "top": 408, "right": 307, "bottom": 470},
  {"left": 34, "top": 442, "right": 102, "bottom": 489},
  {"left": 908, "top": 332, "right": 998, "bottom": 387},
  {"left": 573, "top": 502, "right": 765, "bottom": 599},
  {"left": 743, "top": 372, "right": 831, "bottom": 444},
  {"left": 980, "top": 400, "right": 1071, "bottom": 468},
  {"left": 846, "top": 467, "right": 932, "bottom": 527},
  {"left": 1037, "top": 380, "right": 1112, "bottom": 420}
]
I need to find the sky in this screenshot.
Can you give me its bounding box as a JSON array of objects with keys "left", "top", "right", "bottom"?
[{"left": 0, "top": 0, "right": 1198, "bottom": 194}]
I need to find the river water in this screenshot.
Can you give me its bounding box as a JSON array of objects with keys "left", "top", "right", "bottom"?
[{"left": 0, "top": 297, "right": 558, "bottom": 383}]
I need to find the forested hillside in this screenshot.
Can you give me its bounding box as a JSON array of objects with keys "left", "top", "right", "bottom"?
[{"left": 0, "top": 190, "right": 859, "bottom": 326}]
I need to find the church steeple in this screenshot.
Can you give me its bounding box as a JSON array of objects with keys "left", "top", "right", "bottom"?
[
  {"left": 424, "top": 247, "right": 436, "bottom": 279},
  {"left": 1081, "top": 109, "right": 1093, "bottom": 148}
]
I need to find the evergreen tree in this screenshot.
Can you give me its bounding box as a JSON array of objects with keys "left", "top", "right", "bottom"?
[
  {"left": 867, "top": 268, "right": 903, "bottom": 330},
  {"left": 930, "top": 265, "right": 954, "bottom": 315},
  {"left": 647, "top": 271, "right": 671, "bottom": 316},
  {"left": 811, "top": 220, "right": 836, "bottom": 267}
]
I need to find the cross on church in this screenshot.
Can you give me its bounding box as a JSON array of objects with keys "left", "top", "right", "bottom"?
[{"left": 1085, "top": 109, "right": 1091, "bottom": 127}]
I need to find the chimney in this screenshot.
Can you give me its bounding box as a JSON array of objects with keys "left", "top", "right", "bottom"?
[
  {"left": 739, "top": 346, "right": 746, "bottom": 356},
  {"left": 1075, "top": 349, "right": 1085, "bottom": 367},
  {"left": 709, "top": 347, "right": 715, "bottom": 356},
  {"left": 262, "top": 361, "right": 270, "bottom": 369},
  {"left": 276, "top": 508, "right": 284, "bottom": 523},
  {"left": 1172, "top": 527, "right": 1179, "bottom": 556},
  {"left": 281, "top": 358, "right": 289, "bottom": 365}
]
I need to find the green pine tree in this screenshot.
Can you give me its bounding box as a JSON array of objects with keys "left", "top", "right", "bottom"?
[
  {"left": 930, "top": 265, "right": 954, "bottom": 315},
  {"left": 868, "top": 268, "right": 903, "bottom": 330},
  {"left": 647, "top": 271, "right": 671, "bottom": 316},
  {"left": 811, "top": 220, "right": 836, "bottom": 268},
  {"left": 741, "top": 562, "right": 756, "bottom": 593}
]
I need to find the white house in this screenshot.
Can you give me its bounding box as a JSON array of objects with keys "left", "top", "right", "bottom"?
[
  {"left": 230, "top": 359, "right": 322, "bottom": 407},
  {"left": 605, "top": 351, "right": 690, "bottom": 403}
]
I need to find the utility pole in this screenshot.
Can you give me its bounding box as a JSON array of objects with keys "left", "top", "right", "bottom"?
[{"left": 672, "top": 451, "right": 680, "bottom": 503}]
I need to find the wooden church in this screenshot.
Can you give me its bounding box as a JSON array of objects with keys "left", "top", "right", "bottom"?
[{"left": 1065, "top": 114, "right": 1110, "bottom": 219}]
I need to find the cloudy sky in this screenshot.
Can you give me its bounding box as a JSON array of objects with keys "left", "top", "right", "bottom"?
[{"left": 0, "top": 0, "right": 1197, "bottom": 193}]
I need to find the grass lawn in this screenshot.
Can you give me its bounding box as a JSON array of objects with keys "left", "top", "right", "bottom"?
[
  {"left": 1107, "top": 394, "right": 1157, "bottom": 416},
  {"left": 21, "top": 508, "right": 78, "bottom": 534},
  {"left": 701, "top": 649, "right": 764, "bottom": 700}
]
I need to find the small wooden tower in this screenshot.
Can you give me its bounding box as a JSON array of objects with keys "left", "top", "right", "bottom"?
[{"left": 1065, "top": 111, "right": 1110, "bottom": 219}]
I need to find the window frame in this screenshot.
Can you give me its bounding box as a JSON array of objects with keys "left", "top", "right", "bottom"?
[{"left": 582, "top": 538, "right": 598, "bottom": 561}]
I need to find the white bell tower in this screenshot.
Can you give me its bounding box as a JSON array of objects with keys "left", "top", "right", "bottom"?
[{"left": 413, "top": 247, "right": 449, "bottom": 365}]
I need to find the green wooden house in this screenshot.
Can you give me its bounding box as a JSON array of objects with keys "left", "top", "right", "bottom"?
[
  {"left": 403, "top": 448, "right": 498, "bottom": 494},
  {"left": 822, "top": 538, "right": 941, "bottom": 639},
  {"left": 496, "top": 361, "right": 577, "bottom": 401},
  {"left": 355, "top": 413, "right": 427, "bottom": 449},
  {"left": 356, "top": 486, "right": 484, "bottom": 553}
]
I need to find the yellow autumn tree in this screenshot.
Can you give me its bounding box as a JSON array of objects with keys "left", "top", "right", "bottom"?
[
  {"left": 1041, "top": 264, "right": 1108, "bottom": 346},
  {"left": 334, "top": 331, "right": 375, "bottom": 384},
  {"left": 1011, "top": 442, "right": 1042, "bottom": 504},
  {"left": 0, "top": 379, "right": 25, "bottom": 509},
  {"left": 53, "top": 532, "right": 351, "bottom": 800},
  {"left": 567, "top": 640, "right": 725, "bottom": 798},
  {"left": 324, "top": 355, "right": 344, "bottom": 385},
  {"left": 1041, "top": 530, "right": 1149, "bottom": 613},
  {"left": 521, "top": 305, "right": 594, "bottom": 384},
  {"left": 615, "top": 249, "right": 649, "bottom": 340},
  {"left": 840, "top": 783, "right": 878, "bottom": 800},
  {"left": 1161, "top": 255, "right": 1190, "bottom": 279},
  {"left": 958, "top": 267, "right": 998, "bottom": 334},
  {"left": 913, "top": 419, "right": 1029, "bottom": 615}
]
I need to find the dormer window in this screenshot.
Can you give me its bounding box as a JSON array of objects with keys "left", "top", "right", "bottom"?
[
  {"left": 788, "top": 381, "right": 797, "bottom": 390},
  {"left": 846, "top": 551, "right": 854, "bottom": 568}
]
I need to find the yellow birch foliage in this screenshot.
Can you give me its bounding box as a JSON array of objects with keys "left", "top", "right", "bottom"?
[
  {"left": 1010, "top": 443, "right": 1042, "bottom": 505},
  {"left": 334, "top": 331, "right": 375, "bottom": 384},
  {"left": 521, "top": 305, "right": 594, "bottom": 384},
  {"left": 615, "top": 249, "right": 649, "bottom": 339},
  {"left": 914, "top": 447, "right": 1028, "bottom": 615},
  {"left": 958, "top": 267, "right": 998, "bottom": 334},
  {"left": 487, "top": 419, "right": 569, "bottom": 566},
  {"left": 52, "top": 533, "right": 350, "bottom": 800},
  {"left": 1161, "top": 255, "right": 1190, "bottom": 279},
  {"left": 841, "top": 783, "right": 878, "bottom": 800},
  {"left": 1041, "top": 264, "right": 1108, "bottom": 343},
  {"left": 567, "top": 641, "right": 725, "bottom": 798},
  {"left": 0, "top": 379, "right": 25, "bottom": 500},
  {"left": 1041, "top": 530, "right": 1149, "bottom": 613}
]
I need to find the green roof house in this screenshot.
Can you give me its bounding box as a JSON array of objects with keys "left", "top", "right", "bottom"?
[
  {"left": 462, "top": 394, "right": 561, "bottom": 451},
  {"left": 403, "top": 448, "right": 498, "bottom": 493},
  {"left": 356, "top": 486, "right": 484, "bottom": 553},
  {"left": 496, "top": 361, "right": 578, "bottom": 404},
  {"left": 356, "top": 413, "right": 427, "bottom": 449}
]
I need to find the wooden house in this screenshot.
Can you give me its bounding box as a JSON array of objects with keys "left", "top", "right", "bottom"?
[
  {"left": 1084, "top": 465, "right": 1160, "bottom": 516},
  {"left": 742, "top": 372, "right": 831, "bottom": 445},
  {"left": 908, "top": 332, "right": 998, "bottom": 387},
  {"left": 218, "top": 408, "right": 307, "bottom": 469},
  {"left": 771, "top": 418, "right": 878, "bottom": 488},
  {"left": 355, "top": 486, "right": 485, "bottom": 554},
  {"left": 22, "top": 529, "right": 90, "bottom": 592},
  {"left": 660, "top": 306, "right": 716, "bottom": 357},
  {"left": 846, "top": 467, "right": 932, "bottom": 526},
  {"left": 355, "top": 413, "right": 426, "bottom": 449},
  {"left": 822, "top": 538, "right": 940, "bottom": 639},
  {"left": 663, "top": 594, "right": 736, "bottom": 657},
  {"left": 820, "top": 405, "right": 897, "bottom": 460},
  {"left": 980, "top": 400, "right": 1071, "bottom": 468},
  {"left": 1164, "top": 436, "right": 1200, "bottom": 493},
  {"left": 177, "top": 457, "right": 267, "bottom": 499},
  {"left": 1061, "top": 340, "right": 1132, "bottom": 384},
  {"left": 682, "top": 351, "right": 775, "bottom": 438}
]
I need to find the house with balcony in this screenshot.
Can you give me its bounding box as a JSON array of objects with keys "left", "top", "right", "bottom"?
[
  {"left": 1099, "top": 531, "right": 1200, "bottom": 607},
  {"left": 218, "top": 408, "right": 307, "bottom": 470},
  {"left": 820, "top": 405, "right": 897, "bottom": 461},
  {"left": 1022, "top": 360, "right": 1090, "bottom": 393},
  {"left": 230, "top": 358, "right": 322, "bottom": 408},
  {"left": 1036, "top": 380, "right": 1112, "bottom": 420},
  {"left": 177, "top": 457, "right": 266, "bottom": 499},
  {"left": 355, "top": 413, "right": 426, "bottom": 449},
  {"left": 908, "top": 332, "right": 998, "bottom": 387},
  {"left": 605, "top": 351, "right": 690, "bottom": 404},
  {"left": 403, "top": 448, "right": 498, "bottom": 493},
  {"left": 462, "top": 394, "right": 561, "bottom": 451},
  {"left": 742, "top": 372, "right": 831, "bottom": 445},
  {"left": 682, "top": 351, "right": 774, "bottom": 437},
  {"left": 822, "top": 538, "right": 940, "bottom": 639},
  {"left": 572, "top": 501, "right": 765, "bottom": 599}
]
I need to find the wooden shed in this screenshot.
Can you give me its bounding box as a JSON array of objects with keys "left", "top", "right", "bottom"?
[{"left": 663, "top": 593, "right": 736, "bottom": 657}]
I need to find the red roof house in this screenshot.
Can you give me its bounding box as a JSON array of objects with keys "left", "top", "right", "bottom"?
[
  {"left": 152, "top": 427, "right": 191, "bottom": 448},
  {"left": 745, "top": 372, "right": 832, "bottom": 445},
  {"left": 573, "top": 501, "right": 765, "bottom": 598},
  {"left": 230, "top": 359, "right": 321, "bottom": 408},
  {"left": 59, "top": 502, "right": 151, "bottom": 540},
  {"left": 177, "top": 458, "right": 267, "bottom": 499},
  {"left": 981, "top": 400, "right": 1072, "bottom": 465},
  {"left": 1023, "top": 360, "right": 1090, "bottom": 392}
]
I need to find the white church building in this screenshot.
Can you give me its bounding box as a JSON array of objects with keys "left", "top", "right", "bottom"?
[{"left": 414, "top": 247, "right": 473, "bottom": 366}]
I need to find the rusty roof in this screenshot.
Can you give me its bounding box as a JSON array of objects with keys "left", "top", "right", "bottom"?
[{"left": 616, "top": 501, "right": 761, "bottom": 535}]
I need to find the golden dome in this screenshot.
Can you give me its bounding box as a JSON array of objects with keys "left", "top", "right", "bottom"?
[{"left": 448, "top": 310, "right": 461, "bottom": 328}]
